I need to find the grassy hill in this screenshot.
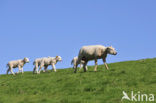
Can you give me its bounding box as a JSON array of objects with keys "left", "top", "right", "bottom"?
[{"left": 0, "top": 58, "right": 156, "bottom": 103}]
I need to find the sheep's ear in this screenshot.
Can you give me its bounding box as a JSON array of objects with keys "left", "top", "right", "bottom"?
[{"left": 24, "top": 58, "right": 27, "bottom": 61}]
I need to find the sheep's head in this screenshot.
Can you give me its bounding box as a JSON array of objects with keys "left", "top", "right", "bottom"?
[
  {"left": 56, "top": 56, "right": 62, "bottom": 61},
  {"left": 106, "top": 46, "right": 117, "bottom": 55},
  {"left": 24, "top": 57, "right": 30, "bottom": 63}
]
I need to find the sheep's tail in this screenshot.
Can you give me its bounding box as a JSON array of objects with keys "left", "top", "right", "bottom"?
[{"left": 71, "top": 59, "right": 74, "bottom": 65}]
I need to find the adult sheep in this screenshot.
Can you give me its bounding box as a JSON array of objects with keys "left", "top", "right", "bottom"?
[
  {"left": 38, "top": 56, "right": 62, "bottom": 74},
  {"left": 71, "top": 56, "right": 88, "bottom": 71},
  {"left": 6, "top": 57, "right": 30, "bottom": 75},
  {"left": 74, "top": 45, "right": 117, "bottom": 73}
]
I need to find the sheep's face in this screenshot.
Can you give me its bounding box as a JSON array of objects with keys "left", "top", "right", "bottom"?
[
  {"left": 24, "top": 58, "right": 30, "bottom": 63},
  {"left": 107, "top": 46, "right": 117, "bottom": 55},
  {"left": 56, "top": 56, "right": 62, "bottom": 61}
]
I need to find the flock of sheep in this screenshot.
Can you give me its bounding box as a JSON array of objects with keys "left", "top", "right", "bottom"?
[{"left": 6, "top": 45, "right": 117, "bottom": 75}]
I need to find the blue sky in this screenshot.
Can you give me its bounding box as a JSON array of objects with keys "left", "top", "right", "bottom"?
[{"left": 0, "top": 0, "right": 156, "bottom": 74}]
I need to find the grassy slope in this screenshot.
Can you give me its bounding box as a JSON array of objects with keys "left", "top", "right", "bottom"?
[{"left": 0, "top": 58, "right": 156, "bottom": 103}]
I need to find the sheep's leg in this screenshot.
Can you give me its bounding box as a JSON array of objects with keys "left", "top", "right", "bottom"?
[
  {"left": 33, "top": 67, "right": 39, "bottom": 74},
  {"left": 73, "top": 65, "right": 75, "bottom": 69},
  {"left": 79, "top": 64, "right": 82, "bottom": 71},
  {"left": 52, "top": 63, "right": 56, "bottom": 72},
  {"left": 21, "top": 67, "right": 24, "bottom": 74},
  {"left": 10, "top": 68, "right": 15, "bottom": 75},
  {"left": 38, "top": 65, "right": 43, "bottom": 74},
  {"left": 74, "top": 67, "right": 77, "bottom": 73},
  {"left": 17, "top": 66, "right": 21, "bottom": 74},
  {"left": 43, "top": 66, "right": 48, "bottom": 72},
  {"left": 86, "top": 65, "right": 88, "bottom": 71},
  {"left": 74, "top": 64, "right": 78, "bottom": 73},
  {"left": 103, "top": 58, "right": 109, "bottom": 70},
  {"left": 74, "top": 58, "right": 81, "bottom": 73},
  {"left": 6, "top": 68, "right": 10, "bottom": 74},
  {"left": 104, "top": 62, "right": 109, "bottom": 70},
  {"left": 94, "top": 59, "right": 98, "bottom": 71},
  {"left": 33, "top": 67, "right": 36, "bottom": 74},
  {"left": 80, "top": 64, "right": 87, "bottom": 71},
  {"left": 72, "top": 62, "right": 76, "bottom": 69},
  {"left": 83, "top": 61, "right": 88, "bottom": 72},
  {"left": 33, "top": 64, "right": 38, "bottom": 74},
  {"left": 45, "top": 66, "right": 48, "bottom": 72}
]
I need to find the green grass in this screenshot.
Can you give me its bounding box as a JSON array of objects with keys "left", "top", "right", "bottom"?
[{"left": 0, "top": 58, "right": 156, "bottom": 103}]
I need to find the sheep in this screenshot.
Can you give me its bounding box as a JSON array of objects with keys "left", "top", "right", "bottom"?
[
  {"left": 33, "top": 57, "right": 47, "bottom": 74},
  {"left": 74, "top": 45, "right": 117, "bottom": 73},
  {"left": 71, "top": 56, "right": 88, "bottom": 71},
  {"left": 38, "top": 56, "right": 62, "bottom": 74},
  {"left": 6, "top": 57, "right": 29, "bottom": 75}
]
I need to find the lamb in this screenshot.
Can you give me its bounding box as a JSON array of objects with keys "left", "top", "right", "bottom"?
[
  {"left": 33, "top": 57, "right": 48, "bottom": 74},
  {"left": 38, "top": 56, "right": 62, "bottom": 74},
  {"left": 74, "top": 45, "right": 117, "bottom": 73},
  {"left": 6, "top": 57, "right": 30, "bottom": 75},
  {"left": 71, "top": 56, "right": 88, "bottom": 71}
]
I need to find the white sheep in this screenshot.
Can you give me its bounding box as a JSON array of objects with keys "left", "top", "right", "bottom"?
[
  {"left": 6, "top": 58, "right": 30, "bottom": 75},
  {"left": 38, "top": 56, "right": 62, "bottom": 74},
  {"left": 33, "top": 57, "right": 47, "bottom": 74},
  {"left": 74, "top": 45, "right": 117, "bottom": 73},
  {"left": 71, "top": 56, "right": 88, "bottom": 71}
]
